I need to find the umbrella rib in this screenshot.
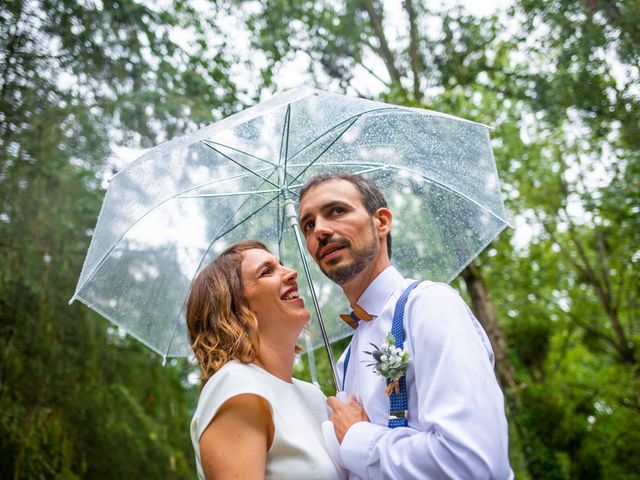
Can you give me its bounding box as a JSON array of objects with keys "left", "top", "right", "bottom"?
[
  {"left": 288, "top": 161, "right": 391, "bottom": 173},
  {"left": 277, "top": 195, "right": 283, "bottom": 259},
  {"left": 276, "top": 105, "right": 298, "bottom": 187},
  {"left": 304, "top": 161, "right": 511, "bottom": 225},
  {"left": 287, "top": 107, "right": 396, "bottom": 163},
  {"left": 277, "top": 105, "right": 293, "bottom": 251},
  {"left": 175, "top": 166, "right": 279, "bottom": 199},
  {"left": 189, "top": 187, "right": 282, "bottom": 280},
  {"left": 203, "top": 140, "right": 277, "bottom": 168},
  {"left": 284, "top": 105, "right": 487, "bottom": 167},
  {"left": 211, "top": 193, "right": 281, "bottom": 243},
  {"left": 72, "top": 169, "right": 281, "bottom": 302},
  {"left": 201, "top": 141, "right": 280, "bottom": 189},
  {"left": 275, "top": 105, "right": 291, "bottom": 257},
  {"left": 278, "top": 104, "right": 291, "bottom": 168},
  {"left": 164, "top": 190, "right": 285, "bottom": 358},
  {"left": 178, "top": 188, "right": 280, "bottom": 199},
  {"left": 283, "top": 104, "right": 291, "bottom": 179},
  {"left": 288, "top": 159, "right": 509, "bottom": 224},
  {"left": 290, "top": 116, "right": 361, "bottom": 185},
  {"left": 278, "top": 195, "right": 288, "bottom": 246}
]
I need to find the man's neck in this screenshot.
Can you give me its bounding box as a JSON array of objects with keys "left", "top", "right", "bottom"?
[{"left": 342, "top": 257, "right": 391, "bottom": 306}]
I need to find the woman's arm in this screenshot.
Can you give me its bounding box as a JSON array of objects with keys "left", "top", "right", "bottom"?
[{"left": 199, "top": 393, "right": 274, "bottom": 479}]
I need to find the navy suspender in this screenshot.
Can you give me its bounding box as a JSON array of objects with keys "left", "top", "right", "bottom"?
[{"left": 341, "top": 281, "right": 420, "bottom": 428}]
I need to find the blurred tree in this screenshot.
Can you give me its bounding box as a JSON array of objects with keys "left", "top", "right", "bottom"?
[
  {"left": 491, "top": 1, "right": 640, "bottom": 478},
  {"left": 0, "top": 0, "right": 241, "bottom": 477},
  {"left": 2, "top": 0, "right": 638, "bottom": 478}
]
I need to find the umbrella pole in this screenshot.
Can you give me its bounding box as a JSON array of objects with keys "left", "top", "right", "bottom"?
[
  {"left": 284, "top": 199, "right": 340, "bottom": 391},
  {"left": 303, "top": 332, "right": 320, "bottom": 387}
]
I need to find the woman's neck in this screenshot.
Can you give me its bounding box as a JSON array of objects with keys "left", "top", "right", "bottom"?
[{"left": 254, "top": 339, "right": 297, "bottom": 383}]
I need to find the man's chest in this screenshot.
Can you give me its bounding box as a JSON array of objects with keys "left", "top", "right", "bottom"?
[{"left": 347, "top": 313, "right": 404, "bottom": 424}]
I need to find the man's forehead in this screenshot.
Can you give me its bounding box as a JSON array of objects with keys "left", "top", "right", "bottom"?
[{"left": 300, "top": 179, "right": 361, "bottom": 206}]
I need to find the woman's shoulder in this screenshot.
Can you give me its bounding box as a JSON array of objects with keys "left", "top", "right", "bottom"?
[
  {"left": 192, "top": 361, "right": 273, "bottom": 441},
  {"left": 200, "top": 360, "right": 266, "bottom": 399}
]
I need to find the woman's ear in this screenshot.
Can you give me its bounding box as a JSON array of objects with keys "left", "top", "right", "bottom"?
[{"left": 373, "top": 207, "right": 392, "bottom": 236}]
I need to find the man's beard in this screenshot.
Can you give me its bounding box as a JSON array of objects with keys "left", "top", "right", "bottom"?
[{"left": 319, "top": 224, "right": 378, "bottom": 285}]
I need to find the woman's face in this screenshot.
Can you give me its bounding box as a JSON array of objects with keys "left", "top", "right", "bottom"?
[{"left": 240, "top": 249, "right": 310, "bottom": 330}]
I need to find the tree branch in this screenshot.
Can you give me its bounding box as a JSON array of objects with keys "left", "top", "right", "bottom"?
[
  {"left": 460, "top": 261, "right": 518, "bottom": 389},
  {"left": 363, "top": 1, "right": 403, "bottom": 86},
  {"left": 540, "top": 216, "right": 635, "bottom": 364},
  {"left": 355, "top": 58, "right": 391, "bottom": 88},
  {"left": 595, "top": 227, "right": 615, "bottom": 309},
  {"left": 565, "top": 219, "right": 633, "bottom": 362},
  {"left": 403, "top": 0, "right": 422, "bottom": 102},
  {"left": 568, "top": 311, "right": 618, "bottom": 351}
]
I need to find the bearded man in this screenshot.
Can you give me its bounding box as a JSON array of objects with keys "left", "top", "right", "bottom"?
[{"left": 298, "top": 173, "right": 513, "bottom": 480}]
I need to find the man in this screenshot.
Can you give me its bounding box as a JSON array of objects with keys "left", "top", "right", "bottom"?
[{"left": 298, "top": 173, "right": 513, "bottom": 479}]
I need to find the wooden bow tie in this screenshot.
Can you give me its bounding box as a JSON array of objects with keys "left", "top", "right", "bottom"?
[{"left": 339, "top": 304, "right": 373, "bottom": 329}]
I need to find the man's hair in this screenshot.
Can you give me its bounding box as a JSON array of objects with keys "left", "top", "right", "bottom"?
[
  {"left": 186, "top": 240, "right": 267, "bottom": 388},
  {"left": 299, "top": 173, "right": 392, "bottom": 258}
]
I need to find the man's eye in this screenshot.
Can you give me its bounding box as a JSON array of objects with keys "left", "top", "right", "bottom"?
[
  {"left": 332, "top": 207, "right": 345, "bottom": 214},
  {"left": 303, "top": 221, "right": 314, "bottom": 232}
]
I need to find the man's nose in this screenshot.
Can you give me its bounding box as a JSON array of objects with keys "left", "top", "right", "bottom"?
[{"left": 313, "top": 217, "right": 333, "bottom": 239}]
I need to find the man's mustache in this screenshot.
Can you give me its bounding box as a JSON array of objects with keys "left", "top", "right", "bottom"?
[{"left": 315, "top": 237, "right": 350, "bottom": 260}]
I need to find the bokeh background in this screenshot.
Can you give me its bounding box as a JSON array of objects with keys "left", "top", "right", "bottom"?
[{"left": 1, "top": 0, "right": 638, "bottom": 478}]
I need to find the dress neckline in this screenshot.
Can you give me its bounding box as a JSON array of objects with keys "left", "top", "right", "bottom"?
[{"left": 245, "top": 361, "right": 296, "bottom": 386}]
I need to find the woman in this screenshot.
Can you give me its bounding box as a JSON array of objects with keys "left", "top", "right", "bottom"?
[{"left": 187, "top": 240, "right": 344, "bottom": 479}]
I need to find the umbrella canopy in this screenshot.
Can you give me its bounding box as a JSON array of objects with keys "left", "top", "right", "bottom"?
[{"left": 71, "top": 87, "right": 510, "bottom": 364}]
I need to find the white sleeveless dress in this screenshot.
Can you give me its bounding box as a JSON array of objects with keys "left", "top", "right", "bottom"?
[{"left": 190, "top": 360, "right": 345, "bottom": 479}]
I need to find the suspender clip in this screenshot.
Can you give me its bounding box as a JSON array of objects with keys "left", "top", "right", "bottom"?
[{"left": 389, "top": 410, "right": 407, "bottom": 420}]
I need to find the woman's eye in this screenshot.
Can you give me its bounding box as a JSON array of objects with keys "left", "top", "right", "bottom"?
[{"left": 260, "top": 267, "right": 273, "bottom": 277}]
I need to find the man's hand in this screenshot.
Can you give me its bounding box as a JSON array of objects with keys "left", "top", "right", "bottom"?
[{"left": 327, "top": 395, "right": 370, "bottom": 444}]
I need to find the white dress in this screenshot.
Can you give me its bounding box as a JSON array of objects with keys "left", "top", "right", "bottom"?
[{"left": 190, "top": 360, "right": 345, "bottom": 480}]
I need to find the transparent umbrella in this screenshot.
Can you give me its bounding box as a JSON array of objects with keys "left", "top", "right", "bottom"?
[{"left": 70, "top": 87, "right": 511, "bottom": 388}]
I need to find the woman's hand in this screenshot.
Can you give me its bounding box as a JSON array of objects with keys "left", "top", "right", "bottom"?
[{"left": 200, "top": 394, "right": 274, "bottom": 479}]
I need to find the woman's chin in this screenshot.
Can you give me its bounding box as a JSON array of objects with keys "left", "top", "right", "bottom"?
[{"left": 291, "top": 309, "right": 311, "bottom": 325}]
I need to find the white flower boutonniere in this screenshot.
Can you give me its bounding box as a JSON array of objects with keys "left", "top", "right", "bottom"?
[{"left": 364, "top": 332, "right": 411, "bottom": 395}]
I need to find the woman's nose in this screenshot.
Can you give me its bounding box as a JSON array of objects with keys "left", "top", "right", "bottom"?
[{"left": 282, "top": 266, "right": 298, "bottom": 283}]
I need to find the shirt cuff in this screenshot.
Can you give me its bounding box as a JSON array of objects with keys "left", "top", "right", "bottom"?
[{"left": 340, "top": 421, "right": 387, "bottom": 479}]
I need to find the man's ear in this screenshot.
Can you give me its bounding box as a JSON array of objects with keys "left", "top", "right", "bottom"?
[{"left": 373, "top": 208, "right": 392, "bottom": 237}]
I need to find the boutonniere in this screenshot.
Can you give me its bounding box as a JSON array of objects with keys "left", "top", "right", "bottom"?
[{"left": 364, "top": 332, "right": 411, "bottom": 395}]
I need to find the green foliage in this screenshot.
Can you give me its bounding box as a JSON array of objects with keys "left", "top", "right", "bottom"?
[
  {"left": 1, "top": 0, "right": 239, "bottom": 477},
  {"left": 2, "top": 0, "right": 639, "bottom": 478},
  {"left": 295, "top": 338, "right": 351, "bottom": 395}
]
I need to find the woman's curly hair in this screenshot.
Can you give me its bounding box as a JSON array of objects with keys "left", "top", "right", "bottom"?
[{"left": 186, "top": 240, "right": 268, "bottom": 388}]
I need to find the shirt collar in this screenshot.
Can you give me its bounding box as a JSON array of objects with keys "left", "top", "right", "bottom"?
[{"left": 354, "top": 265, "right": 404, "bottom": 318}]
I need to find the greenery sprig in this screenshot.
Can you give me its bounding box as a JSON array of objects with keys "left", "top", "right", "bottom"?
[{"left": 364, "top": 332, "right": 411, "bottom": 395}]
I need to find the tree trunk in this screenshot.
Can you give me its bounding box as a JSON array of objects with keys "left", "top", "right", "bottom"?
[
  {"left": 461, "top": 261, "right": 565, "bottom": 479},
  {"left": 364, "top": 1, "right": 403, "bottom": 85},
  {"left": 461, "top": 261, "right": 517, "bottom": 389}
]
